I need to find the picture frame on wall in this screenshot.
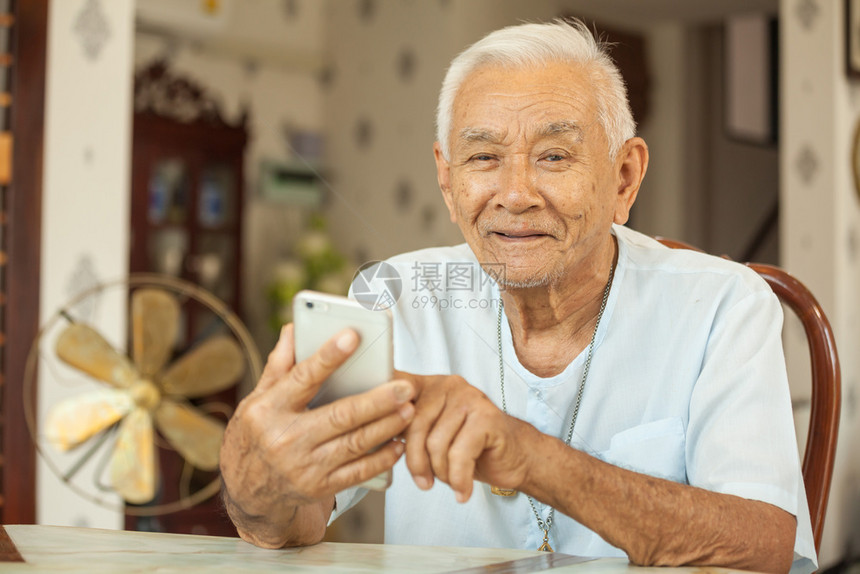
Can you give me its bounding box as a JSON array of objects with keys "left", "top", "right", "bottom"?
[{"left": 847, "top": 0, "right": 860, "bottom": 77}]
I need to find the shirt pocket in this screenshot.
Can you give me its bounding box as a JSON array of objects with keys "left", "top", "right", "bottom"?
[{"left": 599, "top": 417, "right": 687, "bottom": 484}]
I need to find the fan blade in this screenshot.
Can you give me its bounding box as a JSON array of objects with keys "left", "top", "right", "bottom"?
[
  {"left": 154, "top": 399, "right": 224, "bottom": 471},
  {"left": 110, "top": 408, "right": 157, "bottom": 504},
  {"left": 56, "top": 324, "right": 138, "bottom": 388},
  {"left": 159, "top": 335, "right": 245, "bottom": 398},
  {"left": 45, "top": 389, "right": 133, "bottom": 451},
  {"left": 132, "top": 288, "right": 180, "bottom": 377}
]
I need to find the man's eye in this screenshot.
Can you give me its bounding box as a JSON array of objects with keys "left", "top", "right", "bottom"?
[
  {"left": 543, "top": 154, "right": 565, "bottom": 162},
  {"left": 471, "top": 154, "right": 495, "bottom": 161}
]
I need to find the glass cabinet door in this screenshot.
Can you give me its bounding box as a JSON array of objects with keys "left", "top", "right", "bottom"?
[
  {"left": 148, "top": 158, "right": 191, "bottom": 226},
  {"left": 197, "top": 163, "right": 235, "bottom": 229},
  {"left": 192, "top": 233, "right": 235, "bottom": 302},
  {"left": 148, "top": 228, "right": 188, "bottom": 278}
]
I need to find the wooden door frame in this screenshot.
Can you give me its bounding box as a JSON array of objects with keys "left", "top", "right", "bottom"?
[{"left": 2, "top": 0, "right": 48, "bottom": 524}]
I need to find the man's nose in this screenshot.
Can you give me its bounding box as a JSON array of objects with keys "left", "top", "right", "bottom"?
[{"left": 493, "top": 155, "right": 544, "bottom": 214}]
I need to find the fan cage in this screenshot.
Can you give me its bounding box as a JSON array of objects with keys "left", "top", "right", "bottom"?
[{"left": 23, "top": 273, "right": 262, "bottom": 516}]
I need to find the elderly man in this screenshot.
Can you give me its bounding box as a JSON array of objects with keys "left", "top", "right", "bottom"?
[{"left": 220, "top": 20, "right": 815, "bottom": 573}]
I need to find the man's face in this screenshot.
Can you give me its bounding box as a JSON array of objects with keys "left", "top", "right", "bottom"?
[{"left": 435, "top": 62, "right": 635, "bottom": 288}]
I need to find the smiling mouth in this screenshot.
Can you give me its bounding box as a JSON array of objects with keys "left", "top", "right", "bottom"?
[{"left": 492, "top": 231, "right": 550, "bottom": 239}]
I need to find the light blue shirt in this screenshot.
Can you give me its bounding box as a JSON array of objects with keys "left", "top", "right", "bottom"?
[{"left": 334, "top": 224, "right": 816, "bottom": 573}]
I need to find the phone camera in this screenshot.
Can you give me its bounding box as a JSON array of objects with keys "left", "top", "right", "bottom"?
[{"left": 305, "top": 301, "right": 314, "bottom": 309}]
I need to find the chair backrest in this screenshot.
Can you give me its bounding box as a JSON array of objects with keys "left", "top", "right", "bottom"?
[{"left": 656, "top": 237, "right": 841, "bottom": 554}]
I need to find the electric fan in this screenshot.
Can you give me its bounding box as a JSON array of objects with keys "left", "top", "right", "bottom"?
[{"left": 24, "top": 274, "right": 262, "bottom": 515}]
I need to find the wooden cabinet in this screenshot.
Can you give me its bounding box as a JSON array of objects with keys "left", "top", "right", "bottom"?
[{"left": 128, "top": 61, "right": 247, "bottom": 536}]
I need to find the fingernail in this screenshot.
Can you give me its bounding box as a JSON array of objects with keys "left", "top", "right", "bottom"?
[
  {"left": 455, "top": 491, "right": 468, "bottom": 504},
  {"left": 393, "top": 441, "right": 405, "bottom": 456},
  {"left": 279, "top": 324, "right": 291, "bottom": 344},
  {"left": 393, "top": 381, "right": 413, "bottom": 402},
  {"left": 398, "top": 403, "right": 414, "bottom": 420},
  {"left": 336, "top": 330, "right": 358, "bottom": 352},
  {"left": 414, "top": 475, "right": 432, "bottom": 490}
]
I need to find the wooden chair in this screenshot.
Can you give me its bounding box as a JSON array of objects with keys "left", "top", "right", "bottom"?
[{"left": 656, "top": 238, "right": 841, "bottom": 554}]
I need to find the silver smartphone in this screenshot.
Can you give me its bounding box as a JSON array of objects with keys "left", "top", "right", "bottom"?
[{"left": 292, "top": 290, "right": 395, "bottom": 490}]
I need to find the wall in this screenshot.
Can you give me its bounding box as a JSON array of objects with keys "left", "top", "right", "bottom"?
[
  {"left": 781, "top": 0, "right": 860, "bottom": 566},
  {"left": 37, "top": 0, "right": 134, "bottom": 528},
  {"left": 700, "top": 24, "right": 780, "bottom": 263},
  {"left": 609, "top": 20, "right": 780, "bottom": 263},
  {"left": 628, "top": 21, "right": 687, "bottom": 241}
]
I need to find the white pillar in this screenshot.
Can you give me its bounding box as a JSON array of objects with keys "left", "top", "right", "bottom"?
[
  {"left": 38, "top": 0, "right": 134, "bottom": 528},
  {"left": 781, "top": 0, "right": 860, "bottom": 565}
]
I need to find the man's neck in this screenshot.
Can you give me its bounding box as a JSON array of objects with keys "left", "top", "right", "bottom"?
[{"left": 500, "top": 237, "right": 617, "bottom": 378}]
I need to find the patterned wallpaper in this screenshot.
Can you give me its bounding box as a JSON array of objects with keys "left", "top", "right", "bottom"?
[
  {"left": 781, "top": 0, "right": 860, "bottom": 563},
  {"left": 322, "top": 0, "right": 463, "bottom": 265}
]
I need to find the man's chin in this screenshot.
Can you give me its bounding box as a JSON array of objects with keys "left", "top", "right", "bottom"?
[
  {"left": 496, "top": 269, "right": 562, "bottom": 290},
  {"left": 472, "top": 251, "right": 563, "bottom": 289}
]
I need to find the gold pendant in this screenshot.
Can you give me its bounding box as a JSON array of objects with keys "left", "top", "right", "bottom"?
[
  {"left": 490, "top": 485, "right": 517, "bottom": 496},
  {"left": 538, "top": 530, "right": 553, "bottom": 552}
]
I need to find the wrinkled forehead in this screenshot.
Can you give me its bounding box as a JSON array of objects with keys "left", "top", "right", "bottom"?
[
  {"left": 450, "top": 62, "right": 604, "bottom": 143},
  {"left": 456, "top": 120, "right": 586, "bottom": 148}
]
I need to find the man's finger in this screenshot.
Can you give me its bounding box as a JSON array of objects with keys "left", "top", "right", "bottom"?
[
  {"left": 394, "top": 370, "right": 426, "bottom": 396},
  {"left": 404, "top": 390, "right": 445, "bottom": 491},
  {"left": 310, "top": 379, "right": 415, "bottom": 443},
  {"left": 425, "top": 407, "right": 467, "bottom": 484},
  {"left": 279, "top": 328, "right": 360, "bottom": 410},
  {"left": 314, "top": 403, "right": 414, "bottom": 463},
  {"left": 257, "top": 324, "right": 295, "bottom": 392},
  {"left": 326, "top": 439, "right": 406, "bottom": 493},
  {"left": 447, "top": 425, "right": 485, "bottom": 503}
]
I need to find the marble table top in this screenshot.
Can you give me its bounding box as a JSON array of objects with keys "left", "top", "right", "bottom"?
[{"left": 2, "top": 525, "right": 756, "bottom": 573}]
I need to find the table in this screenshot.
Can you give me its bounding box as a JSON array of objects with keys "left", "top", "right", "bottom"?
[{"left": 1, "top": 524, "right": 756, "bottom": 573}]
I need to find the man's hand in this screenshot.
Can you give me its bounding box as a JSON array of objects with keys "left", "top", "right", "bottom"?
[
  {"left": 220, "top": 325, "right": 416, "bottom": 548},
  {"left": 397, "top": 372, "right": 794, "bottom": 573},
  {"left": 398, "top": 372, "right": 538, "bottom": 503}
]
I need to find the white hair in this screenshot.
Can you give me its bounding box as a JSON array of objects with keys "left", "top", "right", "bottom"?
[{"left": 435, "top": 19, "right": 635, "bottom": 161}]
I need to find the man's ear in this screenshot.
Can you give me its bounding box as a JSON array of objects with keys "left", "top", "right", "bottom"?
[
  {"left": 434, "top": 141, "right": 457, "bottom": 224},
  {"left": 613, "top": 137, "right": 649, "bottom": 225}
]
